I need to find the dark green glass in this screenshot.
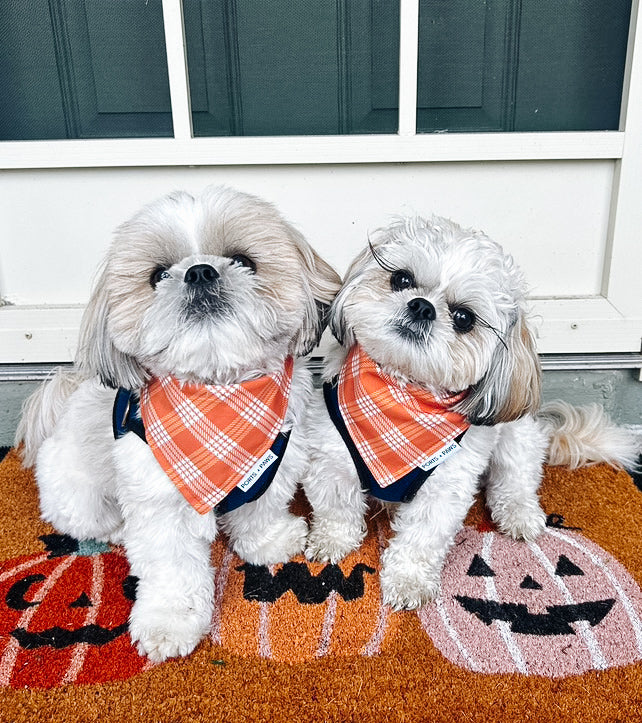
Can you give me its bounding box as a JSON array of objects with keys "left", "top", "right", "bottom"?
[
  {"left": 0, "top": 0, "right": 631, "bottom": 141},
  {"left": 184, "top": 0, "right": 400, "bottom": 136},
  {"left": 415, "top": 0, "right": 632, "bottom": 133},
  {"left": 0, "top": 0, "right": 173, "bottom": 140}
]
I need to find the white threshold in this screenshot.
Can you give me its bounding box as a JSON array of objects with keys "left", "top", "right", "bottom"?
[{"left": 1, "top": 353, "right": 642, "bottom": 383}]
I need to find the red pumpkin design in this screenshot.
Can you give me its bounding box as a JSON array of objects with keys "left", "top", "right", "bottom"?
[
  {"left": 0, "top": 534, "right": 150, "bottom": 688},
  {"left": 419, "top": 523, "right": 642, "bottom": 677}
]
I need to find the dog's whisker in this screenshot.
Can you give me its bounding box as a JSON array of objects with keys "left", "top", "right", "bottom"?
[{"left": 476, "top": 315, "right": 509, "bottom": 350}]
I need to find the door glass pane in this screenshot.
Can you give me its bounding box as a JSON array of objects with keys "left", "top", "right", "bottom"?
[
  {"left": 183, "top": 0, "right": 400, "bottom": 136},
  {"left": 416, "top": 0, "right": 632, "bottom": 133},
  {"left": 0, "top": 0, "right": 173, "bottom": 140}
]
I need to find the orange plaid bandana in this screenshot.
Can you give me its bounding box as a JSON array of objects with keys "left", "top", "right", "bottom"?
[
  {"left": 334, "top": 346, "right": 469, "bottom": 487},
  {"left": 140, "top": 358, "right": 293, "bottom": 514}
]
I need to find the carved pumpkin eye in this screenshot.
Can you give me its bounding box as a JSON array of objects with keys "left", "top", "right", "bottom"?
[
  {"left": 466, "top": 555, "right": 495, "bottom": 577},
  {"left": 554, "top": 555, "right": 584, "bottom": 577}
]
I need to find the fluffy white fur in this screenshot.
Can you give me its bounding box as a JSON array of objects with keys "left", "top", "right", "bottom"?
[
  {"left": 301, "top": 215, "right": 639, "bottom": 611},
  {"left": 16, "top": 186, "right": 341, "bottom": 662}
]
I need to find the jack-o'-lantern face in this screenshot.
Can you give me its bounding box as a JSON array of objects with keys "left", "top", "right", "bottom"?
[
  {"left": 210, "top": 511, "right": 401, "bottom": 662},
  {"left": 419, "top": 524, "right": 642, "bottom": 677},
  {"left": 0, "top": 534, "right": 147, "bottom": 689}
]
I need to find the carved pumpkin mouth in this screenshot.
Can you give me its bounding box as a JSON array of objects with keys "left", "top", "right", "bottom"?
[
  {"left": 11, "top": 623, "right": 129, "bottom": 650},
  {"left": 238, "top": 562, "right": 376, "bottom": 604},
  {"left": 455, "top": 596, "right": 616, "bottom": 635}
]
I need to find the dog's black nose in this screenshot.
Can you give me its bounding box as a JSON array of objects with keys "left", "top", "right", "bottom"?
[
  {"left": 184, "top": 264, "right": 219, "bottom": 285},
  {"left": 407, "top": 297, "right": 436, "bottom": 322}
]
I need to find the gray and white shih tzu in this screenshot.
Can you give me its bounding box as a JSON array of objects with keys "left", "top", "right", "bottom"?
[
  {"left": 301, "top": 215, "right": 638, "bottom": 611},
  {"left": 16, "top": 186, "right": 341, "bottom": 662}
]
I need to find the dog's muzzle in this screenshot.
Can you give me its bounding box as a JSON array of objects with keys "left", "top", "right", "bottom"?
[
  {"left": 393, "top": 297, "right": 435, "bottom": 343},
  {"left": 182, "top": 264, "right": 227, "bottom": 318}
]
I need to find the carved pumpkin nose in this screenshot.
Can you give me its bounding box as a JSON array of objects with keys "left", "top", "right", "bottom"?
[{"left": 520, "top": 575, "right": 543, "bottom": 590}]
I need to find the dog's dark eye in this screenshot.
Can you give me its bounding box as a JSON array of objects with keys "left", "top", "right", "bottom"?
[
  {"left": 390, "top": 269, "right": 416, "bottom": 292},
  {"left": 451, "top": 307, "right": 476, "bottom": 333},
  {"left": 230, "top": 254, "right": 256, "bottom": 273},
  {"left": 150, "top": 267, "right": 171, "bottom": 288}
]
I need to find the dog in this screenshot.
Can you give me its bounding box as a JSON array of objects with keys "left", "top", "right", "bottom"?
[
  {"left": 301, "top": 214, "right": 639, "bottom": 611},
  {"left": 16, "top": 186, "right": 341, "bottom": 662}
]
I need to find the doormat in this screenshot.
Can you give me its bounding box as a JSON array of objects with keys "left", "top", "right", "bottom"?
[{"left": 0, "top": 447, "right": 641, "bottom": 722}]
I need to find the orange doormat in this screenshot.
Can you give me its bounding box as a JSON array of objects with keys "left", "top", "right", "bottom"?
[{"left": 0, "top": 446, "right": 641, "bottom": 722}]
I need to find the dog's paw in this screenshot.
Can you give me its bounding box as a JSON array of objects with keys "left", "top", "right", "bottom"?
[
  {"left": 305, "top": 519, "right": 365, "bottom": 564},
  {"left": 496, "top": 503, "right": 547, "bottom": 543},
  {"left": 129, "top": 600, "right": 210, "bottom": 663},
  {"left": 380, "top": 548, "right": 441, "bottom": 611},
  {"left": 234, "top": 514, "right": 308, "bottom": 566}
]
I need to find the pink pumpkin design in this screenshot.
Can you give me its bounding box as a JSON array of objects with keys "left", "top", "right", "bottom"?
[{"left": 419, "top": 524, "right": 642, "bottom": 677}]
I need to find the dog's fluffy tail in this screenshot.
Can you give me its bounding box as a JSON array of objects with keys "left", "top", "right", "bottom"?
[
  {"left": 14, "top": 367, "right": 81, "bottom": 468},
  {"left": 539, "top": 400, "right": 640, "bottom": 471}
]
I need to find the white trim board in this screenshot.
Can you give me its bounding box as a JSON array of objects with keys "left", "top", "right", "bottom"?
[
  {"left": 0, "top": 306, "right": 84, "bottom": 364},
  {"left": 0, "top": 132, "right": 625, "bottom": 170},
  {"left": 0, "top": 299, "right": 639, "bottom": 364},
  {"left": 532, "top": 298, "right": 642, "bottom": 354}
]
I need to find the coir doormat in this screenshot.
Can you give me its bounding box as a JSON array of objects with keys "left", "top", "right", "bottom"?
[{"left": 0, "top": 446, "right": 641, "bottom": 722}]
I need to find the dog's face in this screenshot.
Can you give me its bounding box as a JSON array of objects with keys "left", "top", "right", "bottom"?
[
  {"left": 330, "top": 216, "right": 541, "bottom": 425},
  {"left": 77, "top": 186, "right": 340, "bottom": 387}
]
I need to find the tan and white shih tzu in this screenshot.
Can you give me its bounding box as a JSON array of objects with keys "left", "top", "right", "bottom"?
[
  {"left": 16, "top": 185, "right": 341, "bottom": 662},
  {"left": 301, "top": 215, "right": 638, "bottom": 611}
]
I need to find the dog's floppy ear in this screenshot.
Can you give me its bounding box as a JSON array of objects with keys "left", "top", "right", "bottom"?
[
  {"left": 327, "top": 244, "right": 374, "bottom": 347},
  {"left": 75, "top": 264, "right": 149, "bottom": 390},
  {"left": 290, "top": 232, "right": 342, "bottom": 357},
  {"left": 457, "top": 313, "right": 541, "bottom": 426},
  {"left": 328, "top": 280, "right": 355, "bottom": 347}
]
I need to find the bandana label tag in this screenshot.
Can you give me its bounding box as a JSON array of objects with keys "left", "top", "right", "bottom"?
[
  {"left": 418, "top": 439, "right": 462, "bottom": 472},
  {"left": 237, "top": 449, "right": 278, "bottom": 493}
]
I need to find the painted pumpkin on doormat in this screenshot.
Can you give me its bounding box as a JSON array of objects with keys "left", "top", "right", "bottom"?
[
  {"left": 0, "top": 534, "right": 149, "bottom": 688},
  {"left": 210, "top": 510, "right": 400, "bottom": 662},
  {"left": 419, "top": 520, "right": 642, "bottom": 677}
]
